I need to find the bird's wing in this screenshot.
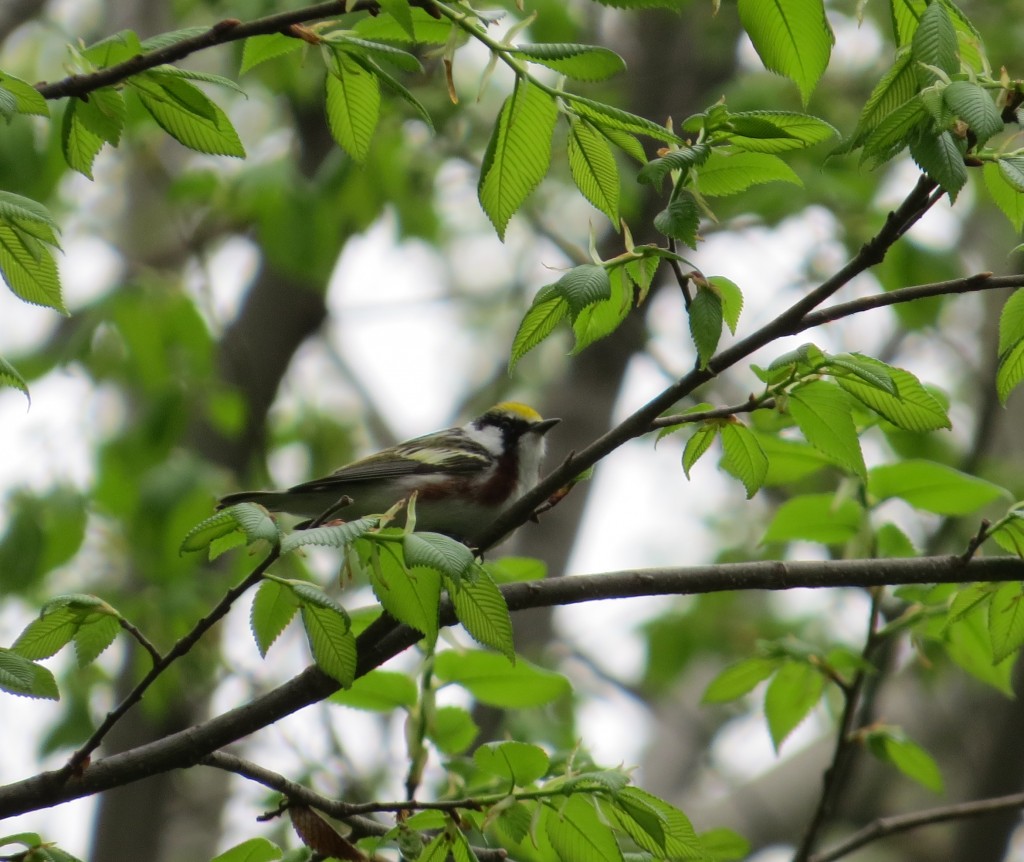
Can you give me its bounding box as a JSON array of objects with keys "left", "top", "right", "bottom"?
[{"left": 286, "top": 435, "right": 491, "bottom": 493}]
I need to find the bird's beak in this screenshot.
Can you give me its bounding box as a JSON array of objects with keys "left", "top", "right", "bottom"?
[{"left": 532, "top": 417, "right": 561, "bottom": 435}]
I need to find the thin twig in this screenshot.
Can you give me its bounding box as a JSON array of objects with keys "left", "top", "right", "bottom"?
[
  {"left": 809, "top": 791, "right": 1024, "bottom": 862},
  {"left": 60, "top": 548, "right": 280, "bottom": 779},
  {"left": 652, "top": 396, "right": 775, "bottom": 429},
  {"left": 117, "top": 617, "right": 163, "bottom": 665},
  {"left": 667, "top": 238, "right": 693, "bottom": 309},
  {"left": 793, "top": 588, "right": 884, "bottom": 862}
]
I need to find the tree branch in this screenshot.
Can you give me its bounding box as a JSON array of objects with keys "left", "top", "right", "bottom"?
[
  {"left": 476, "top": 175, "right": 942, "bottom": 550},
  {"left": 2, "top": 554, "right": 1023, "bottom": 818},
  {"left": 809, "top": 791, "right": 1024, "bottom": 862}
]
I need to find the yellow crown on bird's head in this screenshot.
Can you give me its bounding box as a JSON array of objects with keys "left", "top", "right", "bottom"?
[{"left": 491, "top": 401, "right": 544, "bottom": 422}]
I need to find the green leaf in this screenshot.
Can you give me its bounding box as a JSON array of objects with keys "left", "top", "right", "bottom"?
[
  {"left": 403, "top": 532, "right": 475, "bottom": 579},
  {"left": 568, "top": 118, "right": 620, "bottom": 223},
  {"left": 988, "top": 582, "right": 1024, "bottom": 663},
  {"left": 984, "top": 162, "right": 1024, "bottom": 232},
  {"left": 300, "top": 600, "right": 357, "bottom": 687},
  {"left": 654, "top": 189, "right": 700, "bottom": 246},
  {"left": 0, "top": 355, "right": 28, "bottom": 400},
  {"left": 479, "top": 79, "right": 558, "bottom": 238},
  {"left": 210, "top": 838, "right": 282, "bottom": 862},
  {"left": 509, "top": 294, "right": 569, "bottom": 371},
  {"left": 764, "top": 661, "right": 824, "bottom": 751},
  {"left": 911, "top": 131, "right": 966, "bottom": 199},
  {"left": 682, "top": 423, "right": 719, "bottom": 479},
  {"left": 511, "top": 44, "right": 626, "bottom": 81},
  {"left": 180, "top": 509, "right": 241, "bottom": 553},
  {"left": 637, "top": 144, "right": 711, "bottom": 186},
  {"left": 911, "top": 0, "right": 959, "bottom": 84},
  {"left": 327, "top": 34, "right": 423, "bottom": 73},
  {"left": 0, "top": 649, "right": 59, "bottom": 700},
  {"left": 763, "top": 493, "right": 864, "bottom": 545},
  {"left": 720, "top": 422, "right": 769, "bottom": 498},
  {"left": 378, "top": 0, "right": 416, "bottom": 38},
  {"left": 610, "top": 787, "right": 705, "bottom": 860},
  {"left": 564, "top": 93, "right": 681, "bottom": 144},
  {"left": 474, "top": 741, "right": 550, "bottom": 786},
  {"left": 868, "top": 460, "right": 1007, "bottom": 515},
  {"left": 737, "top": 0, "right": 833, "bottom": 104},
  {"left": 325, "top": 51, "right": 381, "bottom": 163},
  {"left": 696, "top": 150, "right": 801, "bottom": 197},
  {"left": 546, "top": 795, "right": 624, "bottom": 862},
  {"left": 73, "top": 615, "right": 121, "bottom": 667},
  {"left": 997, "top": 337, "right": 1024, "bottom": 406},
  {"left": 861, "top": 96, "right": 928, "bottom": 166},
  {"left": 835, "top": 355, "right": 949, "bottom": 431},
  {"left": 450, "top": 569, "right": 515, "bottom": 661},
  {"left": 434, "top": 650, "right": 571, "bottom": 708},
  {"left": 61, "top": 99, "right": 105, "bottom": 179},
  {"left": 945, "top": 607, "right": 1015, "bottom": 695},
  {"left": 943, "top": 80, "right": 1003, "bottom": 146},
  {"left": 997, "top": 157, "right": 1024, "bottom": 194},
  {"left": 999, "top": 292, "right": 1024, "bottom": 358},
  {"left": 836, "top": 53, "right": 917, "bottom": 154},
  {"left": 699, "top": 828, "right": 750, "bottom": 862},
  {"left": 250, "top": 578, "right": 300, "bottom": 657},
  {"left": 0, "top": 222, "right": 64, "bottom": 314},
  {"left": 722, "top": 111, "right": 837, "bottom": 153},
  {"left": 369, "top": 554, "right": 441, "bottom": 641},
  {"left": 240, "top": 34, "right": 304, "bottom": 75},
  {"left": 0, "top": 71, "right": 48, "bottom": 117},
  {"left": 703, "top": 657, "right": 779, "bottom": 703},
  {"left": 330, "top": 669, "right": 418, "bottom": 711},
  {"left": 571, "top": 266, "right": 632, "bottom": 352},
  {"left": 788, "top": 380, "right": 866, "bottom": 478},
  {"left": 689, "top": 285, "right": 722, "bottom": 369},
  {"left": 11, "top": 607, "right": 78, "bottom": 660},
  {"left": 865, "top": 729, "right": 944, "bottom": 792},
  {"left": 428, "top": 704, "right": 479, "bottom": 755},
  {"left": 991, "top": 513, "right": 1024, "bottom": 558},
  {"left": 279, "top": 517, "right": 377, "bottom": 554},
  {"left": 134, "top": 74, "right": 245, "bottom": 157},
  {"left": 558, "top": 264, "right": 613, "bottom": 317},
  {"left": 354, "top": 7, "right": 453, "bottom": 44}
]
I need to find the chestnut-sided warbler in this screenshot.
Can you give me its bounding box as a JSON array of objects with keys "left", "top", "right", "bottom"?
[{"left": 218, "top": 402, "right": 560, "bottom": 544}]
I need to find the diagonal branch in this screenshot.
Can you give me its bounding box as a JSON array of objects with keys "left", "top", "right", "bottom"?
[{"left": 2, "top": 554, "right": 1023, "bottom": 818}]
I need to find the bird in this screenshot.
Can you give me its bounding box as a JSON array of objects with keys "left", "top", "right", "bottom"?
[{"left": 218, "top": 402, "right": 560, "bottom": 545}]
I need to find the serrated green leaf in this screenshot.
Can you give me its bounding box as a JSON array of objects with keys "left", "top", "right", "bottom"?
[
  {"left": 240, "top": 34, "right": 304, "bottom": 75},
  {"left": 614, "top": 787, "right": 704, "bottom": 860},
  {"left": 911, "top": 0, "right": 959, "bottom": 84},
  {"left": 451, "top": 569, "right": 515, "bottom": 660},
  {"left": 134, "top": 75, "right": 245, "bottom": 157},
  {"left": 696, "top": 150, "right": 801, "bottom": 197},
  {"left": 557, "top": 264, "right": 613, "bottom": 317},
  {"left": 825, "top": 353, "right": 897, "bottom": 396},
  {"left": 988, "top": 582, "right": 1024, "bottom": 663},
  {"left": 722, "top": 111, "right": 838, "bottom": 153},
  {"left": 868, "top": 459, "right": 1007, "bottom": 515},
  {"left": 354, "top": 7, "right": 453, "bottom": 44},
  {"left": 789, "top": 380, "right": 866, "bottom": 479},
  {"left": 571, "top": 266, "right": 631, "bottom": 352},
  {"left": 61, "top": 100, "right": 104, "bottom": 178},
  {"left": 330, "top": 669, "right": 417, "bottom": 711},
  {"left": 546, "top": 795, "right": 624, "bottom": 862},
  {"left": 835, "top": 53, "right": 917, "bottom": 154},
  {"left": 325, "top": 51, "right": 380, "bottom": 163},
  {"left": 479, "top": 79, "right": 557, "bottom": 238},
  {"left": 475, "top": 741, "right": 549, "bottom": 786},
  {"left": 703, "top": 657, "right": 779, "bottom": 703},
  {"left": 403, "top": 532, "right": 475, "bottom": 579},
  {"left": 83, "top": 29, "right": 143, "bottom": 66},
  {"left": 654, "top": 189, "right": 700, "bottom": 246},
  {"left": 763, "top": 493, "right": 864, "bottom": 545},
  {"left": 509, "top": 294, "right": 568, "bottom": 371},
  {"left": 720, "top": 422, "right": 769, "bottom": 498},
  {"left": 11, "top": 607, "right": 78, "bottom": 660},
  {"left": 861, "top": 96, "right": 928, "bottom": 166},
  {"left": 997, "top": 337, "right": 1024, "bottom": 405},
  {"left": 689, "top": 285, "right": 722, "bottom": 369},
  {"left": 984, "top": 162, "right": 1024, "bottom": 232},
  {"left": 637, "top": 144, "right": 711, "bottom": 186},
  {"left": 944, "top": 606, "right": 1015, "bottom": 695},
  {"left": 764, "top": 661, "right": 824, "bottom": 751},
  {"left": 369, "top": 547, "right": 441, "bottom": 639},
  {"left": 997, "top": 157, "right": 1024, "bottom": 194},
  {"left": 279, "top": 517, "right": 377, "bottom": 554},
  {"left": 0, "top": 222, "right": 65, "bottom": 314},
  {"left": 943, "top": 80, "right": 1003, "bottom": 146},
  {"left": 909, "top": 131, "right": 966, "bottom": 200},
  {"left": 348, "top": 51, "right": 434, "bottom": 131},
  {"left": 328, "top": 34, "right": 423, "bottom": 73},
  {"left": 866, "top": 729, "right": 944, "bottom": 792},
  {"left": 0, "top": 71, "right": 47, "bottom": 117},
  {"left": 0, "top": 649, "right": 59, "bottom": 700},
  {"left": 0, "top": 355, "right": 29, "bottom": 401},
  {"left": 565, "top": 93, "right": 681, "bottom": 144},
  {"left": 434, "top": 650, "right": 570, "bottom": 708},
  {"left": 835, "top": 355, "right": 950, "bottom": 431},
  {"left": 180, "top": 509, "right": 243, "bottom": 553},
  {"left": 301, "top": 603, "right": 356, "bottom": 686},
  {"left": 378, "top": 0, "right": 416, "bottom": 38},
  {"left": 511, "top": 43, "right": 625, "bottom": 81},
  {"left": 250, "top": 578, "right": 300, "bottom": 657},
  {"left": 568, "top": 118, "right": 619, "bottom": 223},
  {"left": 737, "top": 0, "right": 833, "bottom": 104},
  {"left": 73, "top": 615, "right": 121, "bottom": 667},
  {"left": 682, "top": 423, "right": 719, "bottom": 479}
]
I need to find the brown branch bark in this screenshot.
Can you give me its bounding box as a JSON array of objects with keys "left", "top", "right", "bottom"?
[{"left": 1, "top": 554, "right": 1022, "bottom": 820}]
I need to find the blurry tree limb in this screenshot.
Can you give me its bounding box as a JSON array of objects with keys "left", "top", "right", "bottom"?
[{"left": 2, "top": 554, "right": 1023, "bottom": 818}]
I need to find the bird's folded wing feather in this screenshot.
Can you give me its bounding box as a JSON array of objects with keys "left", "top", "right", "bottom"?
[{"left": 287, "top": 442, "right": 491, "bottom": 492}]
